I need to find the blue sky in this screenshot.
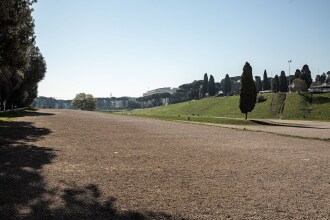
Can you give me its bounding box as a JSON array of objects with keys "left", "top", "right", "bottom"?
[{"left": 33, "top": 0, "right": 330, "bottom": 99}]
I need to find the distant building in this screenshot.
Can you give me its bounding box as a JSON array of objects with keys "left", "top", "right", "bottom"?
[
  {"left": 143, "top": 87, "right": 178, "bottom": 97},
  {"left": 309, "top": 72, "right": 330, "bottom": 93}
]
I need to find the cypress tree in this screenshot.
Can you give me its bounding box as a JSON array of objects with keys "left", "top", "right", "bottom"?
[
  {"left": 294, "top": 69, "right": 301, "bottom": 79},
  {"left": 239, "top": 62, "right": 257, "bottom": 120},
  {"left": 263, "top": 70, "right": 270, "bottom": 90},
  {"left": 255, "top": 76, "right": 262, "bottom": 93},
  {"left": 224, "top": 74, "right": 231, "bottom": 95},
  {"left": 208, "top": 75, "right": 216, "bottom": 96},
  {"left": 272, "top": 75, "right": 279, "bottom": 93},
  {"left": 279, "top": 71, "right": 288, "bottom": 92},
  {"left": 300, "top": 65, "right": 312, "bottom": 88},
  {"left": 202, "top": 73, "right": 208, "bottom": 97}
]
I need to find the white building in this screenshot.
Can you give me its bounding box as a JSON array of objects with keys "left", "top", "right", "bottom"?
[{"left": 143, "top": 87, "right": 178, "bottom": 97}]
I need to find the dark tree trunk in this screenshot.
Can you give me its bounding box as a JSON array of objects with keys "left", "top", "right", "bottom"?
[{"left": 245, "top": 113, "right": 248, "bottom": 120}]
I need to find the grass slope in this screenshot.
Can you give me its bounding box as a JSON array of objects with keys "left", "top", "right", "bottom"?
[
  {"left": 124, "top": 92, "right": 330, "bottom": 121},
  {"left": 0, "top": 109, "right": 30, "bottom": 121},
  {"left": 283, "top": 92, "right": 330, "bottom": 120}
]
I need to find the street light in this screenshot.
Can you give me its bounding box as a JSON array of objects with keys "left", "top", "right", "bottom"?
[{"left": 288, "top": 60, "right": 292, "bottom": 92}]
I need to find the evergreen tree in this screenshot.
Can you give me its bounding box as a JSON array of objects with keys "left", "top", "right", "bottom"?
[
  {"left": 294, "top": 69, "right": 301, "bottom": 79},
  {"left": 262, "top": 70, "right": 270, "bottom": 90},
  {"left": 300, "top": 65, "right": 312, "bottom": 88},
  {"left": 239, "top": 62, "right": 257, "bottom": 120},
  {"left": 208, "top": 75, "right": 216, "bottom": 96},
  {"left": 279, "top": 71, "right": 288, "bottom": 92},
  {"left": 255, "top": 76, "right": 262, "bottom": 93},
  {"left": 224, "top": 74, "right": 231, "bottom": 95},
  {"left": 202, "top": 73, "right": 208, "bottom": 97},
  {"left": 272, "top": 75, "right": 279, "bottom": 93}
]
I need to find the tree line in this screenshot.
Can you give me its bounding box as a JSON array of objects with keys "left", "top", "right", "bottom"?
[{"left": 0, "top": 0, "right": 46, "bottom": 110}]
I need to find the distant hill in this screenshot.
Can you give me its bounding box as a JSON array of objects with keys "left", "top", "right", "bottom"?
[{"left": 128, "top": 92, "right": 330, "bottom": 121}]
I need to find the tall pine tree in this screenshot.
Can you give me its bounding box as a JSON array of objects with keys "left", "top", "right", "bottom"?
[
  {"left": 255, "top": 76, "right": 262, "bottom": 93},
  {"left": 224, "top": 74, "right": 231, "bottom": 95},
  {"left": 202, "top": 73, "right": 208, "bottom": 98},
  {"left": 300, "top": 65, "right": 312, "bottom": 88},
  {"left": 272, "top": 75, "right": 279, "bottom": 93},
  {"left": 279, "top": 71, "right": 288, "bottom": 92},
  {"left": 208, "top": 75, "right": 216, "bottom": 96},
  {"left": 262, "top": 70, "right": 270, "bottom": 90},
  {"left": 239, "top": 62, "right": 257, "bottom": 120}
]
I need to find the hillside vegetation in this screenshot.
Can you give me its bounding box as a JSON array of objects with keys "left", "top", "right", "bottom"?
[{"left": 124, "top": 92, "right": 330, "bottom": 121}]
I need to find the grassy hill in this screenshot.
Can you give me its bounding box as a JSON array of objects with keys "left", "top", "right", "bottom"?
[{"left": 124, "top": 92, "right": 330, "bottom": 121}]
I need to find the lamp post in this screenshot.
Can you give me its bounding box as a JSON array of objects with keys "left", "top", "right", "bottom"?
[{"left": 288, "top": 60, "right": 292, "bottom": 92}]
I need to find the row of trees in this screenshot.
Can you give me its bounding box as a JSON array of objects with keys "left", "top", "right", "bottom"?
[
  {"left": 239, "top": 63, "right": 329, "bottom": 119},
  {"left": 261, "top": 65, "right": 314, "bottom": 93},
  {"left": 0, "top": 0, "right": 46, "bottom": 110},
  {"left": 201, "top": 73, "right": 216, "bottom": 97}
]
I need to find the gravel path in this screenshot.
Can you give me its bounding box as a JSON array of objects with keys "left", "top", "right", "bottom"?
[
  {"left": 215, "top": 119, "right": 330, "bottom": 140},
  {"left": 1, "top": 109, "right": 329, "bottom": 219}
]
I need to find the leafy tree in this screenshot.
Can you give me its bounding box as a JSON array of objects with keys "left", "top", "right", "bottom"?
[
  {"left": 72, "top": 93, "right": 96, "bottom": 111},
  {"left": 300, "top": 65, "right": 312, "bottom": 88},
  {"left": 255, "top": 76, "right": 262, "bottom": 93},
  {"left": 239, "top": 62, "right": 257, "bottom": 120},
  {"left": 279, "top": 71, "right": 288, "bottom": 92},
  {"left": 272, "top": 75, "right": 279, "bottom": 93},
  {"left": 224, "top": 74, "right": 231, "bottom": 95},
  {"left": 291, "top": 78, "right": 308, "bottom": 94},
  {"left": 8, "top": 46, "right": 46, "bottom": 108},
  {"left": 262, "top": 70, "right": 270, "bottom": 90},
  {"left": 179, "top": 80, "right": 203, "bottom": 100},
  {"left": 208, "top": 75, "right": 216, "bottom": 96},
  {"left": 0, "top": 0, "right": 44, "bottom": 110},
  {"left": 202, "top": 73, "right": 208, "bottom": 97}
]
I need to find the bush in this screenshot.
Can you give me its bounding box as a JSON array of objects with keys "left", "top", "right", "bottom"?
[{"left": 256, "top": 95, "right": 267, "bottom": 103}]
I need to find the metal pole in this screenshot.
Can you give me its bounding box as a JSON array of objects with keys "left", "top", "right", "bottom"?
[{"left": 288, "top": 60, "right": 292, "bottom": 92}]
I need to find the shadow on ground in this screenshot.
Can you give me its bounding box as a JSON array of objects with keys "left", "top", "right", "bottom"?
[
  {"left": 0, "top": 120, "right": 174, "bottom": 219},
  {"left": 311, "top": 96, "right": 330, "bottom": 104},
  {"left": 250, "top": 119, "right": 328, "bottom": 129}
]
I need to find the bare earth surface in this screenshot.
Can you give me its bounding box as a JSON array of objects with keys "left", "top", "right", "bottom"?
[{"left": 1, "top": 109, "right": 329, "bottom": 219}]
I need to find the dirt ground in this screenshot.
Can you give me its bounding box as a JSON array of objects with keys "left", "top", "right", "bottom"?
[
  {"left": 1, "top": 109, "right": 329, "bottom": 219},
  {"left": 212, "top": 119, "right": 330, "bottom": 140}
]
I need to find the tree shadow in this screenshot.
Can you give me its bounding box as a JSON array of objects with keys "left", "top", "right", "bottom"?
[
  {"left": 0, "top": 120, "right": 55, "bottom": 219},
  {"left": 0, "top": 110, "right": 55, "bottom": 119},
  {"left": 311, "top": 96, "right": 330, "bottom": 104},
  {"left": 0, "top": 121, "right": 175, "bottom": 219},
  {"left": 250, "top": 119, "right": 328, "bottom": 130},
  {"left": 30, "top": 183, "right": 174, "bottom": 220}
]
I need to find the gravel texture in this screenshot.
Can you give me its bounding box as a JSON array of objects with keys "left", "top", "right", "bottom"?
[
  {"left": 1, "top": 109, "right": 329, "bottom": 219},
  {"left": 217, "top": 119, "right": 330, "bottom": 140}
]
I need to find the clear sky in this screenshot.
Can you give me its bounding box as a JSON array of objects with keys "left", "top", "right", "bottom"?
[{"left": 33, "top": 0, "right": 330, "bottom": 99}]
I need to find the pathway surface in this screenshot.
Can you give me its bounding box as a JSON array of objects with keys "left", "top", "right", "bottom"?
[
  {"left": 1, "top": 109, "right": 329, "bottom": 219},
  {"left": 218, "top": 118, "right": 330, "bottom": 140}
]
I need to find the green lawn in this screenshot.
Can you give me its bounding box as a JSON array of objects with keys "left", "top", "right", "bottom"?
[
  {"left": 118, "top": 92, "right": 330, "bottom": 122},
  {"left": 283, "top": 92, "right": 330, "bottom": 120}
]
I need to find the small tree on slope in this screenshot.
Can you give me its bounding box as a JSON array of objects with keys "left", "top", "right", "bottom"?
[{"left": 239, "top": 62, "right": 257, "bottom": 120}]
